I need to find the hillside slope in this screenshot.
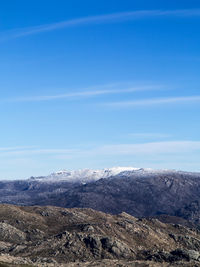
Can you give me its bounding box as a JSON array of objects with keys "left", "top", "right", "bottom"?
[{"left": 0, "top": 204, "right": 199, "bottom": 266}]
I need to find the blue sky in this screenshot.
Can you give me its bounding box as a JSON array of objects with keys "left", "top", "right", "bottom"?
[{"left": 0, "top": 0, "right": 200, "bottom": 179}]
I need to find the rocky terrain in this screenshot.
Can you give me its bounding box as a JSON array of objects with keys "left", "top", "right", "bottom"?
[{"left": 0, "top": 204, "right": 199, "bottom": 266}]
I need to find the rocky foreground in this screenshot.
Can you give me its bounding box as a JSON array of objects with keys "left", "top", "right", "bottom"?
[{"left": 0, "top": 205, "right": 199, "bottom": 266}]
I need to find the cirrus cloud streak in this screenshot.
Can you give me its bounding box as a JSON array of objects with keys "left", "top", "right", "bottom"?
[
  {"left": 5, "top": 84, "right": 162, "bottom": 103},
  {"left": 1, "top": 9, "right": 200, "bottom": 41},
  {"left": 0, "top": 141, "right": 200, "bottom": 158},
  {"left": 105, "top": 96, "right": 200, "bottom": 108}
]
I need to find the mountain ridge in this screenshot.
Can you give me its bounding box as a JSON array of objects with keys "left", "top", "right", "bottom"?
[
  {"left": 0, "top": 167, "right": 200, "bottom": 227},
  {"left": 28, "top": 166, "right": 200, "bottom": 183}
]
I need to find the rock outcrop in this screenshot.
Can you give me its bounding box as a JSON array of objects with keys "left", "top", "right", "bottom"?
[{"left": 0, "top": 205, "right": 199, "bottom": 266}]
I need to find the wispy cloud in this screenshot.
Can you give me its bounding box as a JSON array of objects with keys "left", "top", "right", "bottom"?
[
  {"left": 0, "top": 148, "right": 80, "bottom": 157},
  {"left": 0, "top": 146, "right": 34, "bottom": 152},
  {"left": 1, "top": 9, "right": 200, "bottom": 40},
  {"left": 97, "top": 141, "right": 200, "bottom": 155},
  {"left": 1, "top": 141, "right": 200, "bottom": 158},
  {"left": 127, "top": 133, "right": 171, "bottom": 139},
  {"left": 5, "top": 84, "right": 162, "bottom": 103},
  {"left": 105, "top": 96, "right": 200, "bottom": 108}
]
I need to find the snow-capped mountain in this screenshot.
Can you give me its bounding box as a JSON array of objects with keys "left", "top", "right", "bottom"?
[
  {"left": 29, "top": 167, "right": 198, "bottom": 184},
  {"left": 30, "top": 167, "right": 140, "bottom": 183}
]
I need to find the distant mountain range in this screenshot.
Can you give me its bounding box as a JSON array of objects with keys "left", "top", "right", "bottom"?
[{"left": 1, "top": 167, "right": 200, "bottom": 225}]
